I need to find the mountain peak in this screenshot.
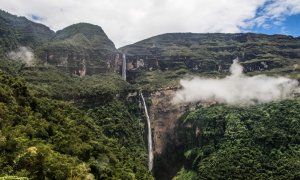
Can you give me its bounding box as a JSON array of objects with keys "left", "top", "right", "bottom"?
[{"left": 55, "top": 23, "right": 105, "bottom": 40}]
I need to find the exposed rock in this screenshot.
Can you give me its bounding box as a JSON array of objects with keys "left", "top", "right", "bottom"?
[
  {"left": 149, "top": 89, "right": 187, "bottom": 154},
  {"left": 37, "top": 23, "right": 117, "bottom": 75},
  {"left": 120, "top": 33, "right": 300, "bottom": 81},
  {"left": 146, "top": 88, "right": 218, "bottom": 179},
  {"left": 147, "top": 89, "right": 194, "bottom": 179}
]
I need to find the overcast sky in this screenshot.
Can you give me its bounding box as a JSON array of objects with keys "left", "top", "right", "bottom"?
[{"left": 0, "top": 0, "right": 300, "bottom": 47}]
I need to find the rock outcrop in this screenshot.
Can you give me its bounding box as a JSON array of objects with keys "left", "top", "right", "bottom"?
[
  {"left": 37, "top": 23, "right": 117, "bottom": 76},
  {"left": 147, "top": 88, "right": 217, "bottom": 179},
  {"left": 147, "top": 89, "right": 196, "bottom": 179},
  {"left": 120, "top": 33, "right": 300, "bottom": 81},
  {"left": 0, "top": 11, "right": 119, "bottom": 76},
  {"left": 149, "top": 89, "right": 188, "bottom": 154}
]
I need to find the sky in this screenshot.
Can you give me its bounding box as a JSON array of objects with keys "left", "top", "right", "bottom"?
[{"left": 0, "top": 0, "right": 299, "bottom": 47}]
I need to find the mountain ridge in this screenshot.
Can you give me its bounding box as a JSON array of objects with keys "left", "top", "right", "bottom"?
[{"left": 1, "top": 9, "right": 300, "bottom": 180}]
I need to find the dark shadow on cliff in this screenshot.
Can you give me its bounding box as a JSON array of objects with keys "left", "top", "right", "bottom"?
[
  {"left": 153, "top": 142, "right": 185, "bottom": 180},
  {"left": 152, "top": 112, "right": 190, "bottom": 180}
]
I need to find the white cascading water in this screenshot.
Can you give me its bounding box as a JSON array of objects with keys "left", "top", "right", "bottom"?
[
  {"left": 122, "top": 54, "right": 126, "bottom": 81},
  {"left": 140, "top": 92, "right": 154, "bottom": 171}
]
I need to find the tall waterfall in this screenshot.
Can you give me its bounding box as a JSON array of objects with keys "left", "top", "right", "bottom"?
[
  {"left": 140, "top": 92, "right": 154, "bottom": 171},
  {"left": 122, "top": 54, "right": 126, "bottom": 81}
]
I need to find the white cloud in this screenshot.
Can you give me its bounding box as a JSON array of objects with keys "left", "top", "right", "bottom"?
[
  {"left": 0, "top": 0, "right": 299, "bottom": 47},
  {"left": 251, "top": 0, "right": 300, "bottom": 28},
  {"left": 8, "top": 46, "right": 35, "bottom": 66},
  {"left": 173, "top": 59, "right": 300, "bottom": 106}
]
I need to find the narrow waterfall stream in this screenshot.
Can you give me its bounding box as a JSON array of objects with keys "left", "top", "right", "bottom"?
[
  {"left": 140, "top": 92, "right": 154, "bottom": 171},
  {"left": 122, "top": 54, "right": 126, "bottom": 81}
]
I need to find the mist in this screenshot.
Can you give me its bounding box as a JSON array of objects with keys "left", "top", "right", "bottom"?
[
  {"left": 173, "top": 59, "right": 300, "bottom": 106},
  {"left": 8, "top": 46, "right": 35, "bottom": 66}
]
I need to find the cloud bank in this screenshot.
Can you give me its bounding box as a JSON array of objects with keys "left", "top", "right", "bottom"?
[
  {"left": 8, "top": 46, "right": 35, "bottom": 66},
  {"left": 0, "top": 0, "right": 300, "bottom": 47},
  {"left": 173, "top": 59, "right": 300, "bottom": 105}
]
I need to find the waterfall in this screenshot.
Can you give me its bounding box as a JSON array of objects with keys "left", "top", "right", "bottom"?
[
  {"left": 122, "top": 54, "right": 126, "bottom": 81},
  {"left": 140, "top": 92, "right": 154, "bottom": 171}
]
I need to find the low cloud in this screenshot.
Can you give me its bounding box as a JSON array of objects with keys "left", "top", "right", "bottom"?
[
  {"left": 173, "top": 59, "right": 300, "bottom": 106},
  {"left": 8, "top": 46, "right": 35, "bottom": 66}
]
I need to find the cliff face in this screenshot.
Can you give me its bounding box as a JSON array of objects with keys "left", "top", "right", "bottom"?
[
  {"left": 37, "top": 23, "right": 118, "bottom": 76},
  {"left": 120, "top": 33, "right": 300, "bottom": 80},
  {"left": 149, "top": 89, "right": 187, "bottom": 154},
  {"left": 147, "top": 89, "right": 197, "bottom": 179},
  {"left": 147, "top": 89, "right": 218, "bottom": 179},
  {"left": 0, "top": 11, "right": 119, "bottom": 76}
]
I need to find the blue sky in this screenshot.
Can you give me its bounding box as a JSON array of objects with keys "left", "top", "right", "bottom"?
[
  {"left": 250, "top": 13, "right": 300, "bottom": 37},
  {"left": 0, "top": 0, "right": 300, "bottom": 47}
]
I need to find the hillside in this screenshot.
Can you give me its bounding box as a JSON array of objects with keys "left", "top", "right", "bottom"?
[
  {"left": 1, "top": 9, "right": 300, "bottom": 180},
  {"left": 120, "top": 33, "right": 300, "bottom": 88},
  {"left": 0, "top": 10, "right": 54, "bottom": 55},
  {"left": 0, "top": 69, "right": 152, "bottom": 179},
  {"left": 0, "top": 12, "right": 153, "bottom": 179},
  {"left": 174, "top": 98, "right": 300, "bottom": 179},
  {"left": 36, "top": 23, "right": 118, "bottom": 75},
  {"left": 0, "top": 11, "right": 119, "bottom": 76}
]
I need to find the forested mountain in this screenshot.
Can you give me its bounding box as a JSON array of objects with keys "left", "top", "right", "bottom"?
[
  {"left": 0, "top": 9, "right": 300, "bottom": 180},
  {"left": 0, "top": 10, "right": 54, "bottom": 56},
  {"left": 36, "top": 23, "right": 118, "bottom": 75},
  {"left": 121, "top": 33, "right": 300, "bottom": 72},
  {"left": 120, "top": 33, "right": 300, "bottom": 88},
  {"left": 174, "top": 98, "right": 300, "bottom": 179},
  {"left": 0, "top": 72, "right": 152, "bottom": 179},
  {"left": 0, "top": 10, "right": 152, "bottom": 179}
]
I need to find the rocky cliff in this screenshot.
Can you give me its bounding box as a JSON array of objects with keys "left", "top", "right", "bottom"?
[
  {"left": 141, "top": 89, "right": 199, "bottom": 179},
  {"left": 36, "top": 23, "right": 118, "bottom": 76},
  {"left": 120, "top": 33, "right": 300, "bottom": 81},
  {"left": 137, "top": 88, "right": 219, "bottom": 179},
  {"left": 149, "top": 89, "right": 186, "bottom": 155},
  {"left": 0, "top": 11, "right": 119, "bottom": 76}
]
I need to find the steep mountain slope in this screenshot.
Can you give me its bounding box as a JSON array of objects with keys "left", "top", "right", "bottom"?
[
  {"left": 120, "top": 33, "right": 300, "bottom": 87},
  {"left": 121, "top": 33, "right": 300, "bottom": 71},
  {"left": 0, "top": 71, "right": 152, "bottom": 179},
  {"left": 0, "top": 11, "right": 124, "bottom": 105},
  {"left": 174, "top": 99, "right": 300, "bottom": 179},
  {"left": 36, "top": 23, "right": 118, "bottom": 75},
  {"left": 0, "top": 10, "right": 118, "bottom": 76},
  {"left": 120, "top": 33, "right": 300, "bottom": 179},
  {"left": 1, "top": 9, "right": 300, "bottom": 180},
  {"left": 0, "top": 10, "right": 54, "bottom": 55},
  {"left": 0, "top": 12, "right": 153, "bottom": 179}
]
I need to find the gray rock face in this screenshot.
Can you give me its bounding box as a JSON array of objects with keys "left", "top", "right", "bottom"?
[
  {"left": 119, "top": 33, "right": 300, "bottom": 77},
  {"left": 0, "top": 11, "right": 118, "bottom": 75},
  {"left": 37, "top": 23, "right": 118, "bottom": 75}
]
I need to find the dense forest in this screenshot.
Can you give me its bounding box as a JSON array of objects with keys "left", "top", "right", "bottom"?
[
  {"left": 0, "top": 9, "right": 300, "bottom": 180},
  {"left": 0, "top": 71, "right": 152, "bottom": 179},
  {"left": 175, "top": 99, "right": 300, "bottom": 179}
]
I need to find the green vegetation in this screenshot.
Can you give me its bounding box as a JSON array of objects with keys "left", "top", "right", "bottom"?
[
  {"left": 1, "top": 9, "right": 300, "bottom": 180},
  {"left": 131, "top": 69, "right": 185, "bottom": 91},
  {"left": 0, "top": 10, "right": 54, "bottom": 51},
  {"left": 121, "top": 32, "right": 300, "bottom": 89},
  {"left": 21, "top": 66, "right": 128, "bottom": 101},
  {"left": 0, "top": 71, "right": 152, "bottom": 179},
  {"left": 53, "top": 23, "right": 116, "bottom": 50},
  {"left": 35, "top": 23, "right": 117, "bottom": 70},
  {"left": 175, "top": 98, "right": 300, "bottom": 179}
]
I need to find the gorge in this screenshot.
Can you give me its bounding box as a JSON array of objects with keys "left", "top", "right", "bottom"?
[{"left": 0, "top": 9, "right": 300, "bottom": 180}]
